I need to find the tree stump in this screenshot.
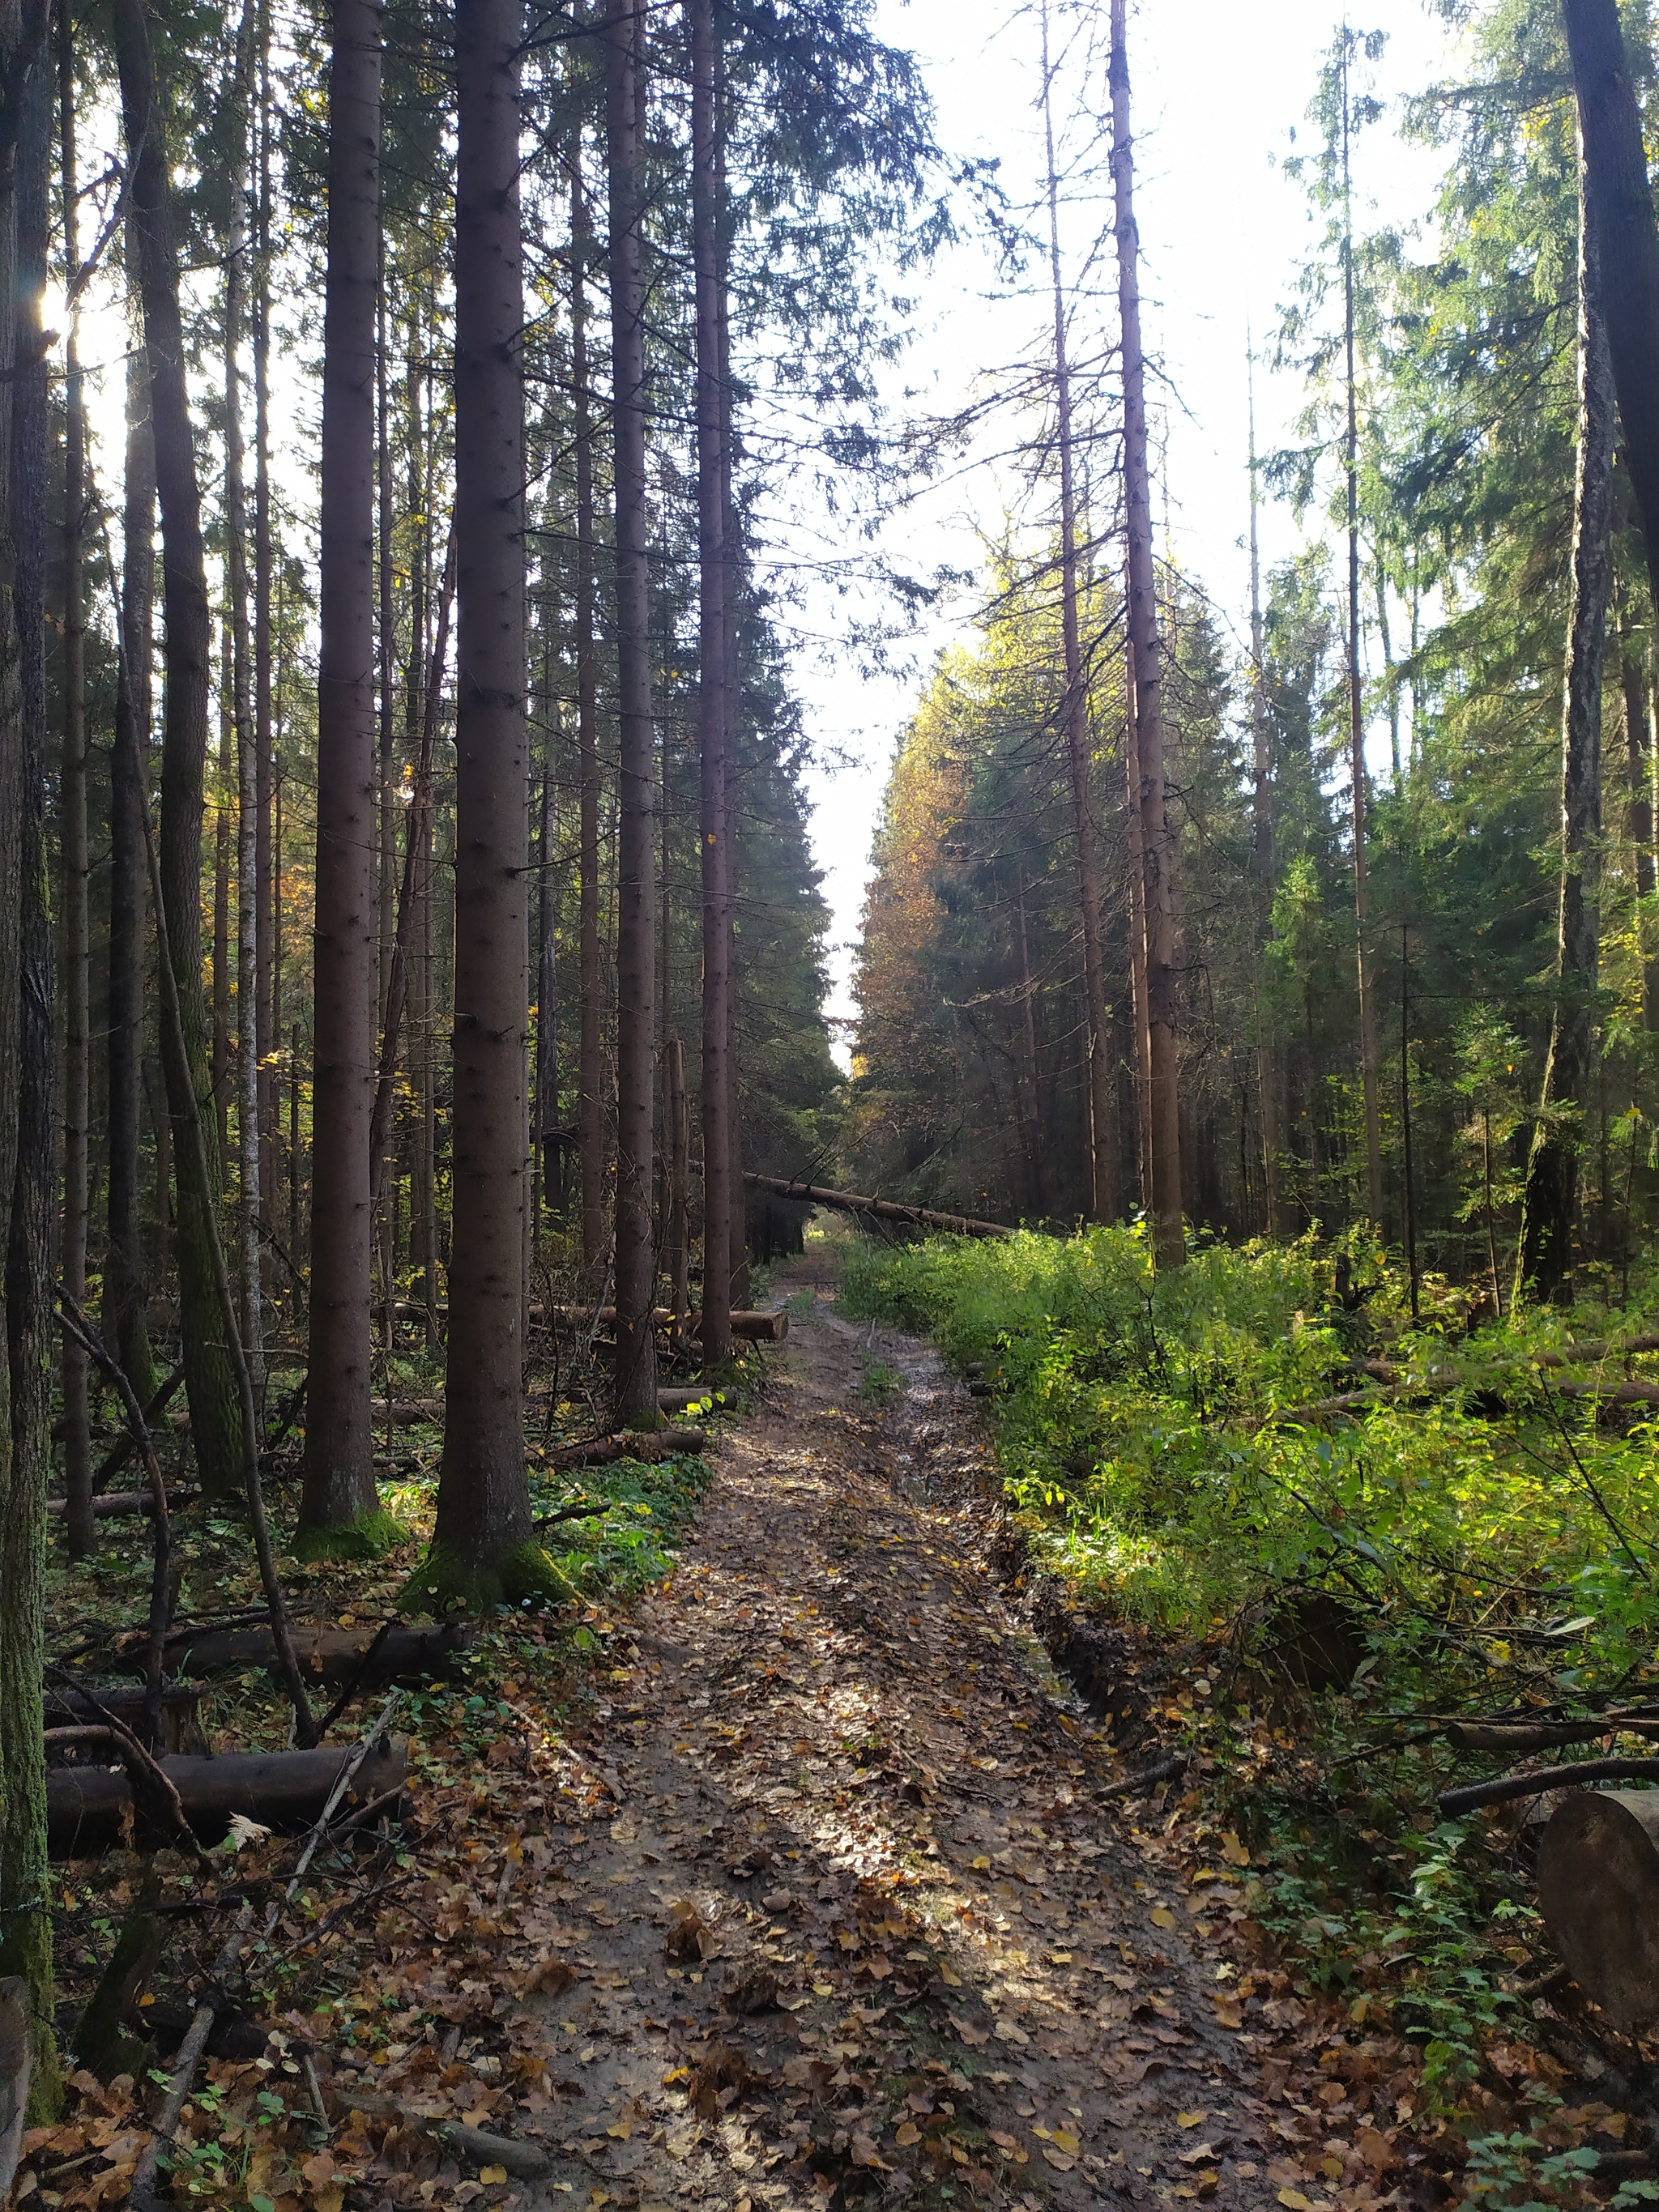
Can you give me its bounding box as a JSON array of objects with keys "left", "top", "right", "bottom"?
[{"left": 1537, "top": 1789, "right": 1659, "bottom": 2027}]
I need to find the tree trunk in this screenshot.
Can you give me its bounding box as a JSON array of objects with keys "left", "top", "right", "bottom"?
[
  {"left": 224, "top": 0, "right": 261, "bottom": 1392},
  {"left": 1110, "top": 0, "right": 1183, "bottom": 1269},
  {"left": 106, "top": 331, "right": 158, "bottom": 1401},
  {"left": 426, "top": 0, "right": 536, "bottom": 1605},
  {"left": 1563, "top": 0, "right": 1659, "bottom": 625},
  {"left": 605, "top": 0, "right": 659, "bottom": 1429},
  {"left": 213, "top": 697, "right": 231, "bottom": 1166},
  {"left": 667, "top": 1035, "right": 689, "bottom": 1344},
  {"left": 113, "top": 0, "right": 249, "bottom": 1500},
  {"left": 299, "top": 0, "right": 384, "bottom": 1549},
  {"left": 1332, "top": 40, "right": 1385, "bottom": 1235},
  {"left": 690, "top": 0, "right": 731, "bottom": 1362},
  {"left": 1516, "top": 151, "right": 1614, "bottom": 1306},
  {"left": 716, "top": 108, "right": 748, "bottom": 1317},
  {"left": 57, "top": 6, "right": 91, "bottom": 1554},
  {"left": 1248, "top": 348, "right": 1290, "bottom": 1238},
  {"left": 1039, "top": 0, "right": 1115, "bottom": 1225},
  {"left": 1, "top": 19, "right": 59, "bottom": 2099},
  {"left": 536, "top": 756, "right": 559, "bottom": 1221},
  {"left": 1621, "top": 617, "right": 1657, "bottom": 1031},
  {"left": 570, "top": 144, "right": 604, "bottom": 1276},
  {"left": 254, "top": 0, "right": 275, "bottom": 1221},
  {"left": 1124, "top": 612, "right": 1153, "bottom": 1213}
]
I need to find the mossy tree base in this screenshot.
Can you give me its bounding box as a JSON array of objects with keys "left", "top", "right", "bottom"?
[
  {"left": 396, "top": 1540, "right": 581, "bottom": 1618},
  {"left": 291, "top": 1508, "right": 407, "bottom": 1564}
]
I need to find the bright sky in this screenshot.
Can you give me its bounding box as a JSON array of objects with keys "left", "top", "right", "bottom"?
[{"left": 795, "top": 0, "right": 1462, "bottom": 1068}]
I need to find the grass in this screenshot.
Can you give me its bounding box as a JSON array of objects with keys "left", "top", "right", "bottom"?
[{"left": 838, "top": 1222, "right": 1659, "bottom": 2109}]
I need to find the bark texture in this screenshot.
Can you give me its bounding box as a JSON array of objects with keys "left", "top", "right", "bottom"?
[
  {"left": 1563, "top": 0, "right": 1659, "bottom": 624},
  {"left": 605, "top": 0, "right": 659, "bottom": 1426},
  {"left": 572, "top": 147, "right": 604, "bottom": 1273},
  {"left": 1516, "top": 155, "right": 1614, "bottom": 1305},
  {"left": 427, "top": 0, "right": 537, "bottom": 1604},
  {"left": 0, "top": 9, "right": 58, "bottom": 2099},
  {"left": 692, "top": 0, "right": 731, "bottom": 1362},
  {"left": 300, "top": 0, "right": 385, "bottom": 1547}
]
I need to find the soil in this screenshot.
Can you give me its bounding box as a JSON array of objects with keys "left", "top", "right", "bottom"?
[{"left": 441, "top": 1256, "right": 1297, "bottom": 2210}]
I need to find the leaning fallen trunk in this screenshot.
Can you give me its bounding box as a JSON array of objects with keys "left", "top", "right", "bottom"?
[
  {"left": 1537, "top": 1789, "right": 1659, "bottom": 2027},
  {"left": 113, "top": 1618, "right": 471, "bottom": 1688},
  {"left": 742, "top": 1171, "right": 1011, "bottom": 1239},
  {"left": 49, "top": 1737, "right": 407, "bottom": 1856}
]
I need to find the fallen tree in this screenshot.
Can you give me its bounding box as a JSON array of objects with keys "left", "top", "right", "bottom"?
[
  {"left": 48, "top": 1737, "right": 407, "bottom": 1856},
  {"left": 541, "top": 1426, "right": 708, "bottom": 1473},
  {"left": 47, "top": 1483, "right": 199, "bottom": 1519},
  {"left": 110, "top": 1617, "right": 471, "bottom": 1690},
  {"left": 742, "top": 1170, "right": 1012, "bottom": 1239}
]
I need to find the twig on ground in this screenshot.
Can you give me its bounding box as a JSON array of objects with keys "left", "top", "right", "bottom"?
[{"left": 127, "top": 1899, "right": 258, "bottom": 2212}]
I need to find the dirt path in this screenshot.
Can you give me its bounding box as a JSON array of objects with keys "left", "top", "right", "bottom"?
[{"left": 424, "top": 1261, "right": 1310, "bottom": 2212}]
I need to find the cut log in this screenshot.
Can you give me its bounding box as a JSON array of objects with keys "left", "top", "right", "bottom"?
[
  {"left": 48, "top": 1483, "right": 200, "bottom": 1519},
  {"left": 1537, "top": 1789, "right": 1659, "bottom": 2028},
  {"left": 45, "top": 1682, "right": 203, "bottom": 1753},
  {"left": 542, "top": 1304, "right": 787, "bottom": 1341},
  {"left": 113, "top": 1618, "right": 472, "bottom": 1689},
  {"left": 541, "top": 1426, "right": 708, "bottom": 1474},
  {"left": 331, "top": 2089, "right": 551, "bottom": 2179},
  {"left": 742, "top": 1169, "right": 1011, "bottom": 1238},
  {"left": 49, "top": 1737, "right": 407, "bottom": 1856}
]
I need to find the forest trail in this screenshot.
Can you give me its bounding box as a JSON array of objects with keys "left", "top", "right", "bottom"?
[{"left": 474, "top": 1259, "right": 1310, "bottom": 2212}]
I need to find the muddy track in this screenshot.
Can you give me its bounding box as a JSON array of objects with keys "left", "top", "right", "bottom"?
[{"left": 476, "top": 1265, "right": 1299, "bottom": 2210}]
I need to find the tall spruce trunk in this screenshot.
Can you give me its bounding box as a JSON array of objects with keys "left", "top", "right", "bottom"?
[
  {"left": 1563, "top": 0, "right": 1659, "bottom": 624},
  {"left": 113, "top": 0, "right": 249, "bottom": 1498},
  {"left": 716, "top": 109, "right": 748, "bottom": 1313},
  {"left": 427, "top": 0, "right": 536, "bottom": 1605},
  {"left": 1516, "top": 152, "right": 1614, "bottom": 1305},
  {"left": 537, "top": 758, "right": 559, "bottom": 1220},
  {"left": 1337, "top": 41, "right": 1385, "bottom": 1233},
  {"left": 58, "top": 6, "right": 92, "bottom": 1554},
  {"left": 1040, "top": 0, "right": 1115, "bottom": 1224},
  {"left": 691, "top": 0, "right": 731, "bottom": 1363},
  {"left": 106, "top": 335, "right": 158, "bottom": 1400},
  {"left": 605, "top": 0, "right": 659, "bottom": 1427},
  {"left": 1620, "top": 620, "right": 1657, "bottom": 1030},
  {"left": 1248, "top": 353, "right": 1289, "bottom": 1237},
  {"left": 299, "top": 0, "right": 384, "bottom": 1549},
  {"left": 224, "top": 0, "right": 262, "bottom": 1388},
  {"left": 0, "top": 17, "right": 58, "bottom": 2101},
  {"left": 1110, "top": 0, "right": 1183, "bottom": 1268},
  {"left": 571, "top": 146, "right": 604, "bottom": 1273}
]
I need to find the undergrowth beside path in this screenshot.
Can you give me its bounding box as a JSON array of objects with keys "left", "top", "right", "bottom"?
[{"left": 840, "top": 1225, "right": 1659, "bottom": 2207}]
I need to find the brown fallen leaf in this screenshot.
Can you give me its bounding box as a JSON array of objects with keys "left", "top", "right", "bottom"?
[
  {"left": 524, "top": 1955, "right": 578, "bottom": 1997},
  {"left": 1041, "top": 2145, "right": 1077, "bottom": 2172}
]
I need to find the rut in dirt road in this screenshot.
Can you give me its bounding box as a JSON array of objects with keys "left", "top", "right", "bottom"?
[{"left": 464, "top": 1268, "right": 1302, "bottom": 2212}]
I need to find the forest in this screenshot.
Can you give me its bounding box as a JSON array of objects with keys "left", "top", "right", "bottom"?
[{"left": 3, "top": 0, "right": 1659, "bottom": 2206}]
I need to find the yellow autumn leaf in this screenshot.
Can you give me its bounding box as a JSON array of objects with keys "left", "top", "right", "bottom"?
[
  {"left": 896, "top": 2122, "right": 920, "bottom": 2146},
  {"left": 1221, "top": 1831, "right": 1250, "bottom": 1866},
  {"left": 1278, "top": 2191, "right": 1313, "bottom": 2211},
  {"left": 971, "top": 1855, "right": 991, "bottom": 1870},
  {"left": 1177, "top": 2112, "right": 1208, "bottom": 2129},
  {"left": 940, "top": 1965, "right": 962, "bottom": 1986},
  {"left": 1052, "top": 2129, "right": 1080, "bottom": 2154},
  {"left": 608, "top": 2118, "right": 633, "bottom": 2140},
  {"left": 480, "top": 2168, "right": 508, "bottom": 2187},
  {"left": 1151, "top": 1906, "right": 1176, "bottom": 1929}
]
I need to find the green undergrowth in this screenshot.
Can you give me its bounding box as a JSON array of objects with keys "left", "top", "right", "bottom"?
[{"left": 841, "top": 1225, "right": 1659, "bottom": 2111}]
